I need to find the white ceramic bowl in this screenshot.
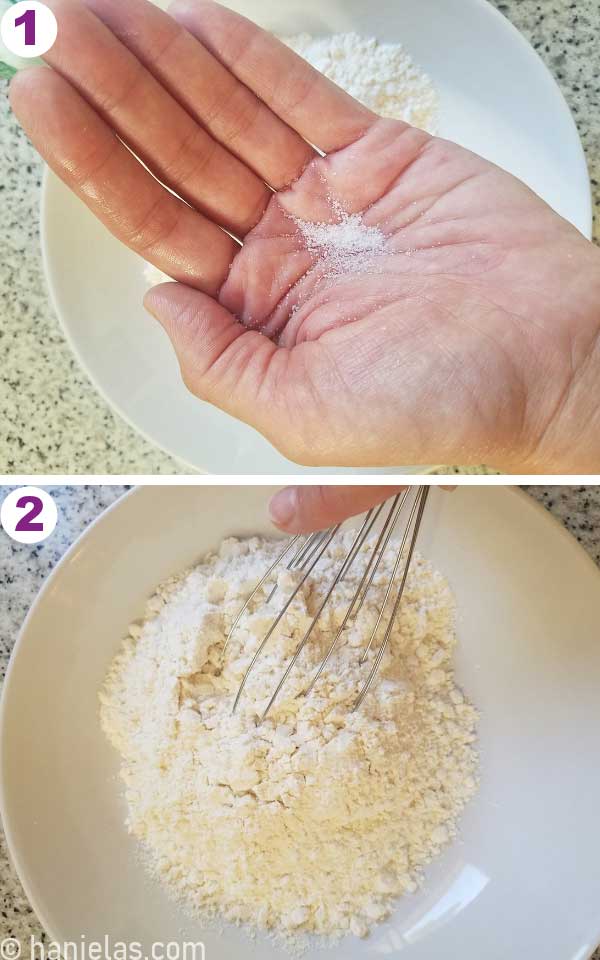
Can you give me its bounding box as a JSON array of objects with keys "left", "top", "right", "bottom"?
[
  {"left": 2, "top": 486, "right": 600, "bottom": 958},
  {"left": 41, "top": 0, "right": 592, "bottom": 474}
]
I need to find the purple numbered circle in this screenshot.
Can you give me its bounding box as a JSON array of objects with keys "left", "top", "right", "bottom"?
[
  {"left": 0, "top": 486, "right": 58, "bottom": 544},
  {"left": 1, "top": 1, "right": 58, "bottom": 59}
]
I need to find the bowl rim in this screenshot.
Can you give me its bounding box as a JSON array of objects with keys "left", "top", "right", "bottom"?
[
  {"left": 2, "top": 485, "right": 600, "bottom": 958},
  {"left": 38, "top": 0, "right": 593, "bottom": 473}
]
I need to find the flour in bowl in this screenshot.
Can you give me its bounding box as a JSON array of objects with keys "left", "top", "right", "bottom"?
[
  {"left": 285, "top": 32, "right": 439, "bottom": 133},
  {"left": 100, "top": 532, "right": 478, "bottom": 942}
]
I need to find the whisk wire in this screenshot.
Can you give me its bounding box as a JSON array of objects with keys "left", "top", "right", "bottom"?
[
  {"left": 358, "top": 490, "right": 419, "bottom": 667},
  {"left": 225, "top": 487, "right": 431, "bottom": 718},
  {"left": 303, "top": 494, "right": 405, "bottom": 698},
  {"left": 287, "top": 533, "right": 314, "bottom": 569},
  {"left": 232, "top": 525, "right": 341, "bottom": 713},
  {"left": 353, "top": 487, "right": 430, "bottom": 711},
  {"left": 223, "top": 534, "right": 302, "bottom": 656},
  {"left": 349, "top": 491, "right": 408, "bottom": 621},
  {"left": 260, "top": 510, "right": 376, "bottom": 721},
  {"left": 264, "top": 532, "right": 320, "bottom": 605},
  {"left": 336, "top": 502, "right": 385, "bottom": 583},
  {"left": 293, "top": 528, "right": 332, "bottom": 569}
]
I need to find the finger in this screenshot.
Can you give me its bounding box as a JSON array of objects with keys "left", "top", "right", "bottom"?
[
  {"left": 10, "top": 68, "right": 236, "bottom": 295},
  {"left": 169, "top": 0, "right": 377, "bottom": 153},
  {"left": 144, "top": 281, "right": 288, "bottom": 438},
  {"left": 83, "top": 0, "right": 315, "bottom": 190},
  {"left": 43, "top": 0, "right": 269, "bottom": 237},
  {"left": 268, "top": 486, "right": 410, "bottom": 534}
]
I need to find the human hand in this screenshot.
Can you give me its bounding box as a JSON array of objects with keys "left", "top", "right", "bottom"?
[
  {"left": 269, "top": 485, "right": 453, "bottom": 533},
  {"left": 10, "top": 0, "right": 600, "bottom": 472}
]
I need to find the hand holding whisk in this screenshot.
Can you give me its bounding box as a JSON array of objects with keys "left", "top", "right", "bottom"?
[{"left": 225, "top": 486, "right": 430, "bottom": 720}]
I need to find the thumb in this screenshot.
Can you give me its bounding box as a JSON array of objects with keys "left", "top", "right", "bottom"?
[
  {"left": 144, "top": 281, "right": 280, "bottom": 424},
  {"left": 268, "top": 485, "right": 410, "bottom": 533}
]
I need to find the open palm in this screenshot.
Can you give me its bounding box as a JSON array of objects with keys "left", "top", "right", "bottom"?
[{"left": 11, "top": 0, "right": 600, "bottom": 470}]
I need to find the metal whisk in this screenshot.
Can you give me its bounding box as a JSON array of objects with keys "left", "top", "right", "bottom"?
[{"left": 225, "top": 486, "right": 430, "bottom": 721}]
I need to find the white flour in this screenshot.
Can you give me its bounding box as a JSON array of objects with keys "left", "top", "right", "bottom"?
[
  {"left": 285, "top": 32, "right": 438, "bottom": 132},
  {"left": 144, "top": 32, "right": 438, "bottom": 287},
  {"left": 100, "top": 534, "right": 477, "bottom": 937},
  {"left": 100, "top": 533, "right": 478, "bottom": 943}
]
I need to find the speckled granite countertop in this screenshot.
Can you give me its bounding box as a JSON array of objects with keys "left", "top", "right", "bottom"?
[
  {"left": 0, "top": 484, "right": 600, "bottom": 953},
  {"left": 0, "top": 0, "right": 598, "bottom": 474}
]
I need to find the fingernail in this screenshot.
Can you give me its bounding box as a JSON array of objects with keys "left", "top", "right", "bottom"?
[{"left": 269, "top": 488, "right": 298, "bottom": 529}]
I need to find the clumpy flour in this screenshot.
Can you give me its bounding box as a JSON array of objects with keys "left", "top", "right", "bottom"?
[{"left": 100, "top": 532, "right": 478, "bottom": 943}]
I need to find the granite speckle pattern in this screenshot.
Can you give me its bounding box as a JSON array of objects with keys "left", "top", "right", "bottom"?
[
  {"left": 0, "top": 485, "right": 599, "bottom": 955},
  {"left": 0, "top": 0, "right": 598, "bottom": 474},
  {"left": 0, "top": 486, "right": 127, "bottom": 946},
  {"left": 495, "top": 0, "right": 599, "bottom": 239},
  {"left": 0, "top": 91, "right": 181, "bottom": 475},
  {"left": 527, "top": 485, "right": 600, "bottom": 566}
]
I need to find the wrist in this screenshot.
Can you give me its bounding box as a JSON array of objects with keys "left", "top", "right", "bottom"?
[
  {"left": 515, "top": 265, "right": 600, "bottom": 474},
  {"left": 531, "top": 350, "right": 600, "bottom": 474}
]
